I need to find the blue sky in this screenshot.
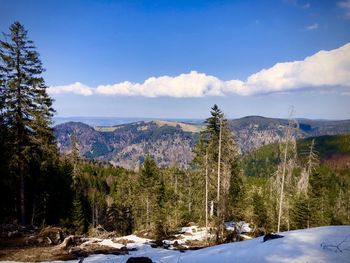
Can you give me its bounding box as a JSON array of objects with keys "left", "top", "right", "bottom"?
[{"left": 1, "top": 0, "right": 350, "bottom": 119}]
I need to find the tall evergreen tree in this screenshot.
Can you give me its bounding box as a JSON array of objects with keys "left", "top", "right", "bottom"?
[
  {"left": 194, "top": 105, "right": 241, "bottom": 242},
  {"left": 139, "top": 156, "right": 160, "bottom": 230},
  {"left": 0, "top": 21, "right": 55, "bottom": 224}
]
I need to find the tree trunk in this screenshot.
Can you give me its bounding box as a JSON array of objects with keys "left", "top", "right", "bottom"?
[
  {"left": 205, "top": 149, "right": 208, "bottom": 240},
  {"left": 20, "top": 166, "right": 25, "bottom": 225},
  {"left": 217, "top": 118, "right": 222, "bottom": 204},
  {"left": 146, "top": 195, "right": 149, "bottom": 229},
  {"left": 277, "top": 126, "right": 290, "bottom": 233}
]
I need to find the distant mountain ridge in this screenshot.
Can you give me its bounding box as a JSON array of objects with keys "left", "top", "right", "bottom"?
[
  {"left": 229, "top": 116, "right": 350, "bottom": 152},
  {"left": 54, "top": 120, "right": 198, "bottom": 170},
  {"left": 54, "top": 116, "right": 350, "bottom": 169}
]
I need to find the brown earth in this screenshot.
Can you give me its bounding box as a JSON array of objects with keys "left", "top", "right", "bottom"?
[{"left": 325, "top": 154, "right": 350, "bottom": 169}]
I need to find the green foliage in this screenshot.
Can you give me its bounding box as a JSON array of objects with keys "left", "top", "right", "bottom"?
[
  {"left": 1, "top": 21, "right": 348, "bottom": 238},
  {"left": 298, "top": 134, "right": 350, "bottom": 159},
  {"left": 242, "top": 134, "right": 350, "bottom": 232},
  {"left": 243, "top": 143, "right": 280, "bottom": 177},
  {"left": 244, "top": 133, "right": 350, "bottom": 178},
  {"left": 72, "top": 192, "right": 86, "bottom": 235},
  {"left": 252, "top": 191, "right": 268, "bottom": 229},
  {"left": 0, "top": 21, "right": 59, "bottom": 225},
  {"left": 291, "top": 196, "right": 310, "bottom": 229}
]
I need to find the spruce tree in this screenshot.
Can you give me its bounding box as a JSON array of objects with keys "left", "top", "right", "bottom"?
[
  {"left": 0, "top": 21, "right": 55, "bottom": 224},
  {"left": 139, "top": 156, "right": 160, "bottom": 230},
  {"left": 252, "top": 191, "right": 268, "bottom": 229},
  {"left": 72, "top": 192, "right": 86, "bottom": 234},
  {"left": 193, "top": 105, "right": 241, "bottom": 242}
]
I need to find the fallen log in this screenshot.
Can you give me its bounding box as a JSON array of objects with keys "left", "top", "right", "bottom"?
[{"left": 56, "top": 235, "right": 82, "bottom": 250}]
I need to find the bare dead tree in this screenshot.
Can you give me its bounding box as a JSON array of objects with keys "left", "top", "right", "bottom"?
[
  {"left": 205, "top": 148, "right": 209, "bottom": 242},
  {"left": 217, "top": 118, "right": 222, "bottom": 204},
  {"left": 297, "top": 139, "right": 319, "bottom": 196},
  {"left": 277, "top": 111, "right": 298, "bottom": 233}
]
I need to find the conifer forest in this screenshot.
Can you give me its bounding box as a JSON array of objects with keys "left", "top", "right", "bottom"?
[{"left": 0, "top": 18, "right": 349, "bottom": 263}]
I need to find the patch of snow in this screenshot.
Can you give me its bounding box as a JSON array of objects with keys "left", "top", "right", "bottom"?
[
  {"left": 176, "top": 227, "right": 208, "bottom": 242},
  {"left": 99, "top": 239, "right": 124, "bottom": 249},
  {"left": 8, "top": 226, "right": 350, "bottom": 263},
  {"left": 178, "top": 226, "right": 350, "bottom": 263},
  {"left": 180, "top": 226, "right": 198, "bottom": 234},
  {"left": 224, "top": 221, "right": 252, "bottom": 233},
  {"left": 115, "top": 234, "right": 152, "bottom": 244},
  {"left": 84, "top": 226, "right": 350, "bottom": 263}
]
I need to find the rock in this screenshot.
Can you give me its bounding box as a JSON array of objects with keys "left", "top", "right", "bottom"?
[
  {"left": 149, "top": 240, "right": 163, "bottom": 248},
  {"left": 126, "top": 257, "right": 153, "bottom": 263},
  {"left": 69, "top": 247, "right": 88, "bottom": 258},
  {"left": 263, "top": 233, "right": 284, "bottom": 242}
]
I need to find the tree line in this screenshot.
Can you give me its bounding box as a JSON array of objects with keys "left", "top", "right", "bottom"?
[{"left": 1, "top": 22, "right": 349, "bottom": 242}]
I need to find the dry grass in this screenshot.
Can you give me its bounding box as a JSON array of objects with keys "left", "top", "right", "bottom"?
[
  {"left": 151, "top": 120, "right": 202, "bottom": 133},
  {"left": 0, "top": 246, "right": 76, "bottom": 262},
  {"left": 94, "top": 120, "right": 203, "bottom": 133},
  {"left": 94, "top": 126, "right": 119, "bottom": 132}
]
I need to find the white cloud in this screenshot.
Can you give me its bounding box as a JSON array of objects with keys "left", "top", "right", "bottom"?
[
  {"left": 305, "top": 23, "right": 319, "bottom": 30},
  {"left": 49, "top": 43, "right": 350, "bottom": 97},
  {"left": 48, "top": 82, "right": 93, "bottom": 96},
  {"left": 96, "top": 71, "right": 225, "bottom": 97},
  {"left": 239, "top": 42, "right": 350, "bottom": 95},
  {"left": 338, "top": 0, "right": 350, "bottom": 18}
]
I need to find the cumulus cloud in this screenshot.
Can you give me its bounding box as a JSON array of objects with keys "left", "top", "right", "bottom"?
[
  {"left": 48, "top": 82, "right": 93, "bottom": 96},
  {"left": 48, "top": 43, "right": 350, "bottom": 97},
  {"left": 96, "top": 71, "right": 225, "bottom": 97},
  {"left": 239, "top": 42, "right": 350, "bottom": 95}
]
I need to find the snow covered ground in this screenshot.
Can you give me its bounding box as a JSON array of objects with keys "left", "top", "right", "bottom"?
[{"left": 3, "top": 226, "right": 350, "bottom": 263}]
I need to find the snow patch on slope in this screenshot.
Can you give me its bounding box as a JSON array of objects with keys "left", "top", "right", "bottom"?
[{"left": 16, "top": 226, "right": 350, "bottom": 263}]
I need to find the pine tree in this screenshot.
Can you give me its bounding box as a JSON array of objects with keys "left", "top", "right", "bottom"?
[
  {"left": 252, "top": 191, "right": 268, "bottom": 229},
  {"left": 155, "top": 176, "right": 167, "bottom": 238},
  {"left": 72, "top": 192, "right": 86, "bottom": 234},
  {"left": 139, "top": 156, "right": 160, "bottom": 230},
  {"left": 0, "top": 21, "right": 55, "bottom": 225}
]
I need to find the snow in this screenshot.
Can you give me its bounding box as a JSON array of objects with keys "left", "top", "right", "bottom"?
[
  {"left": 175, "top": 227, "right": 208, "bottom": 242},
  {"left": 224, "top": 221, "right": 252, "bottom": 233},
  {"left": 176, "top": 226, "right": 350, "bottom": 263},
  {"left": 116, "top": 234, "right": 152, "bottom": 244},
  {"left": 99, "top": 239, "right": 124, "bottom": 249},
  {"left": 4, "top": 226, "right": 350, "bottom": 263},
  {"left": 180, "top": 226, "right": 199, "bottom": 234}
]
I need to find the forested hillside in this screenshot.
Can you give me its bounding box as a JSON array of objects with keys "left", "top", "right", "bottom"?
[
  {"left": 229, "top": 116, "right": 350, "bottom": 153},
  {"left": 243, "top": 133, "right": 350, "bottom": 177},
  {"left": 54, "top": 120, "right": 198, "bottom": 169},
  {"left": 54, "top": 116, "right": 350, "bottom": 170},
  {"left": 1, "top": 21, "right": 349, "bottom": 263}
]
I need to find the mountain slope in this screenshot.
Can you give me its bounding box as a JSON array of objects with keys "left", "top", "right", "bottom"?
[
  {"left": 54, "top": 116, "right": 350, "bottom": 169},
  {"left": 243, "top": 133, "right": 350, "bottom": 177},
  {"left": 54, "top": 120, "right": 199, "bottom": 170},
  {"left": 229, "top": 116, "right": 350, "bottom": 153}
]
